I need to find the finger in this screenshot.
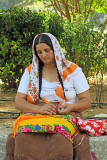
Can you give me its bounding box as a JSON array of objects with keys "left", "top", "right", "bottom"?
[
  {"left": 58, "top": 105, "right": 66, "bottom": 111},
  {"left": 46, "top": 109, "right": 57, "bottom": 115},
  {"left": 48, "top": 105, "right": 56, "bottom": 113},
  {"left": 50, "top": 106, "right": 56, "bottom": 113},
  {"left": 47, "top": 108, "right": 56, "bottom": 115},
  {"left": 58, "top": 108, "right": 67, "bottom": 115},
  {"left": 61, "top": 104, "right": 67, "bottom": 109},
  {"left": 42, "top": 110, "right": 52, "bottom": 115},
  {"left": 46, "top": 111, "right": 52, "bottom": 115},
  {"left": 43, "top": 104, "right": 56, "bottom": 114},
  {"left": 49, "top": 103, "right": 57, "bottom": 109}
]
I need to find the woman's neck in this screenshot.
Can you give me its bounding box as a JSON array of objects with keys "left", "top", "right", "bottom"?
[
  {"left": 42, "top": 64, "right": 57, "bottom": 82},
  {"left": 43, "top": 63, "right": 56, "bottom": 70}
]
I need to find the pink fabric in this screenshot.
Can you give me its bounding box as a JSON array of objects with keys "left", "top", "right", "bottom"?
[
  {"left": 76, "top": 117, "right": 107, "bottom": 136},
  {"left": 91, "top": 152, "right": 98, "bottom": 160}
]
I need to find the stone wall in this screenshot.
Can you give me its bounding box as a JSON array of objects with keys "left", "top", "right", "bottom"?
[{"left": 90, "top": 136, "right": 107, "bottom": 160}]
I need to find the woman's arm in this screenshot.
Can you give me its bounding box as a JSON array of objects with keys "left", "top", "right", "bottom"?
[
  {"left": 15, "top": 92, "right": 40, "bottom": 113},
  {"left": 15, "top": 92, "right": 56, "bottom": 114},
  {"left": 58, "top": 90, "right": 91, "bottom": 114}
]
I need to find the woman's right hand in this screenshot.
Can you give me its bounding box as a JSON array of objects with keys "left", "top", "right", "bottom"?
[
  {"left": 15, "top": 92, "right": 57, "bottom": 114},
  {"left": 39, "top": 103, "right": 57, "bottom": 115}
]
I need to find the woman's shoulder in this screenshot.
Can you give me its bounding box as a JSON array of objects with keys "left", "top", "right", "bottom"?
[
  {"left": 63, "top": 61, "right": 78, "bottom": 74},
  {"left": 69, "top": 62, "right": 78, "bottom": 70},
  {"left": 63, "top": 61, "right": 79, "bottom": 80}
]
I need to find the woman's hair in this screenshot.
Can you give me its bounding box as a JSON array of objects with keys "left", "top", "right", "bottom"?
[
  {"left": 33, "top": 34, "right": 65, "bottom": 99},
  {"left": 33, "top": 34, "right": 54, "bottom": 62}
]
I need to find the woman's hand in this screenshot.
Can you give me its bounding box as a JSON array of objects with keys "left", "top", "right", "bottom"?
[
  {"left": 58, "top": 90, "right": 91, "bottom": 114},
  {"left": 58, "top": 104, "right": 73, "bottom": 115},
  {"left": 39, "top": 103, "right": 57, "bottom": 115}
]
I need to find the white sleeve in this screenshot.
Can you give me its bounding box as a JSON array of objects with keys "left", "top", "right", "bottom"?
[
  {"left": 17, "top": 68, "right": 29, "bottom": 95},
  {"left": 73, "top": 67, "right": 89, "bottom": 94}
]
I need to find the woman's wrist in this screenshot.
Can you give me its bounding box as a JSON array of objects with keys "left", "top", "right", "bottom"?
[
  {"left": 69, "top": 104, "right": 75, "bottom": 112},
  {"left": 34, "top": 103, "right": 43, "bottom": 114}
]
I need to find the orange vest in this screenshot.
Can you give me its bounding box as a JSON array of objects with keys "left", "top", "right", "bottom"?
[{"left": 27, "top": 63, "right": 78, "bottom": 104}]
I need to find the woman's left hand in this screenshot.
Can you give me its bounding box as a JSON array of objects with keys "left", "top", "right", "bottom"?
[{"left": 58, "top": 104, "right": 73, "bottom": 114}]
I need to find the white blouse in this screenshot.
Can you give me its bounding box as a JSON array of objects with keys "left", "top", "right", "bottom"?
[{"left": 18, "top": 67, "right": 89, "bottom": 104}]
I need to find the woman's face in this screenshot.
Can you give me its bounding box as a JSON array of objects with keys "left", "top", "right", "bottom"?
[{"left": 36, "top": 43, "right": 55, "bottom": 65}]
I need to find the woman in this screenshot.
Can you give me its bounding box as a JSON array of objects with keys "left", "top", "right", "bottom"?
[{"left": 6, "top": 33, "right": 91, "bottom": 160}]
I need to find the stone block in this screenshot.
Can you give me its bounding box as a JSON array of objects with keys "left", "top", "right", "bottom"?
[{"left": 90, "top": 136, "right": 107, "bottom": 160}]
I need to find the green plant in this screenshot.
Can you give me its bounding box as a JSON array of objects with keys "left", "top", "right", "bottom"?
[{"left": 0, "top": 7, "right": 64, "bottom": 89}]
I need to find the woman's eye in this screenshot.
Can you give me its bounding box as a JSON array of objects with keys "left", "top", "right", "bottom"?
[
  {"left": 37, "top": 51, "right": 42, "bottom": 54},
  {"left": 45, "top": 48, "right": 51, "bottom": 52},
  {"left": 37, "top": 48, "right": 51, "bottom": 54}
]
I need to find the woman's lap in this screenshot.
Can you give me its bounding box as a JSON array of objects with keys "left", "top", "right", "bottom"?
[
  {"left": 6, "top": 112, "right": 91, "bottom": 160},
  {"left": 6, "top": 132, "right": 73, "bottom": 160},
  {"left": 6, "top": 132, "right": 91, "bottom": 160}
]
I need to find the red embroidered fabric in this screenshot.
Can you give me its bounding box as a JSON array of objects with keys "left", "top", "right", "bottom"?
[{"left": 76, "top": 117, "right": 107, "bottom": 136}]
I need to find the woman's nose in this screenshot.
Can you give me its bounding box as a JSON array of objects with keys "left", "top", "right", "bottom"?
[{"left": 42, "top": 51, "right": 47, "bottom": 57}]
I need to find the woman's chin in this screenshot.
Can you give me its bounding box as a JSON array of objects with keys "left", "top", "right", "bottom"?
[{"left": 43, "top": 61, "right": 51, "bottom": 65}]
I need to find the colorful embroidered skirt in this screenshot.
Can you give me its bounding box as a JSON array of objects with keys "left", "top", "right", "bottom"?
[{"left": 13, "top": 114, "right": 78, "bottom": 143}]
